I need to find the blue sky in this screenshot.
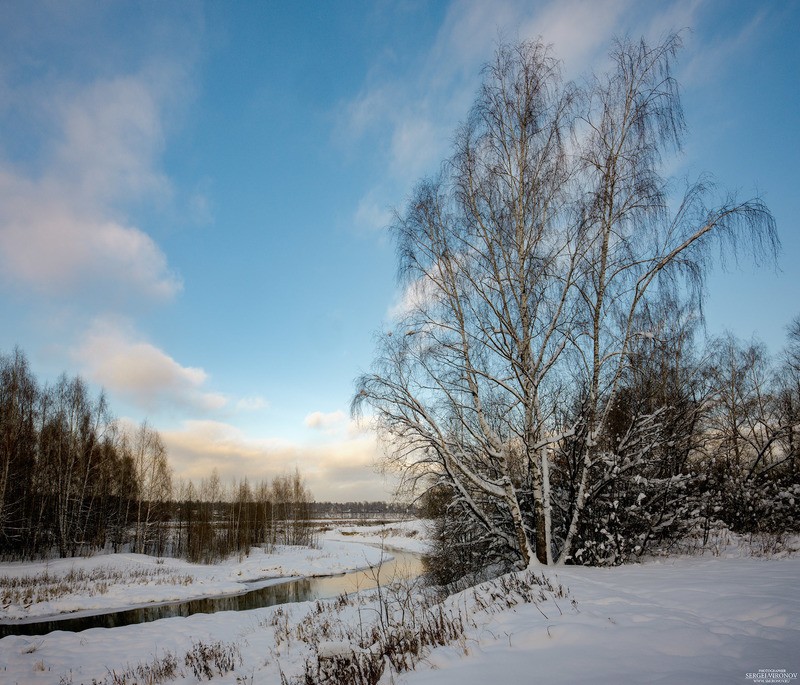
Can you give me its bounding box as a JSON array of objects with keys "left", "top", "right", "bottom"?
[{"left": 1, "top": 1, "right": 798, "bottom": 501}]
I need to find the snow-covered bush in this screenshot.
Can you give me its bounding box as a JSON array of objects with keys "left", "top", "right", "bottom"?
[{"left": 420, "top": 484, "right": 513, "bottom": 587}]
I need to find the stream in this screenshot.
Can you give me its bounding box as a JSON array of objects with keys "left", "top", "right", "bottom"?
[{"left": 0, "top": 548, "right": 423, "bottom": 639}]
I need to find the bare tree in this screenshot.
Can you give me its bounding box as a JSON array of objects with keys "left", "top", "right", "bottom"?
[
  {"left": 355, "top": 35, "right": 776, "bottom": 569},
  {"left": 779, "top": 316, "right": 800, "bottom": 474},
  {"left": 131, "top": 420, "right": 172, "bottom": 555},
  {"left": 697, "top": 333, "right": 798, "bottom": 534},
  {"left": 47, "top": 374, "right": 102, "bottom": 557},
  {"left": 0, "top": 348, "right": 38, "bottom": 553},
  {"left": 0, "top": 348, "right": 326, "bottom": 561},
  {"left": 269, "top": 468, "right": 313, "bottom": 546}
]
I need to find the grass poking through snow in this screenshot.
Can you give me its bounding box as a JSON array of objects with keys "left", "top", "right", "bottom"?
[{"left": 0, "top": 566, "right": 194, "bottom": 607}]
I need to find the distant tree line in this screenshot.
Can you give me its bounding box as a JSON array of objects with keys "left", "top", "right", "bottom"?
[
  {"left": 0, "top": 347, "right": 313, "bottom": 561},
  {"left": 309, "top": 501, "right": 417, "bottom": 519}
]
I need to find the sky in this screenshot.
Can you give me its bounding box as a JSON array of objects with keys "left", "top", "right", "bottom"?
[{"left": 0, "top": 0, "right": 798, "bottom": 502}]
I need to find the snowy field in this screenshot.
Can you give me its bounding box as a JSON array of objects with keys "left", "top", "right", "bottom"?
[
  {"left": 401, "top": 555, "right": 799, "bottom": 685},
  {"left": 0, "top": 537, "right": 395, "bottom": 622},
  {"left": 0, "top": 521, "right": 798, "bottom": 685}
]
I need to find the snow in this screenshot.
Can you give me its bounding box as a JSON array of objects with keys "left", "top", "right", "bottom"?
[
  {"left": 0, "top": 521, "right": 798, "bottom": 685},
  {"left": 401, "top": 556, "right": 799, "bottom": 685},
  {"left": 317, "top": 640, "right": 358, "bottom": 659},
  {"left": 322, "top": 517, "right": 431, "bottom": 555},
  {"left": 0, "top": 540, "right": 391, "bottom": 622}
]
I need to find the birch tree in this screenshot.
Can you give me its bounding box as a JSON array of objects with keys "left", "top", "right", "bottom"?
[
  {"left": 132, "top": 420, "right": 172, "bottom": 554},
  {"left": 551, "top": 35, "right": 775, "bottom": 563},
  {"left": 0, "top": 348, "right": 37, "bottom": 553},
  {"left": 355, "top": 35, "right": 776, "bottom": 569}
]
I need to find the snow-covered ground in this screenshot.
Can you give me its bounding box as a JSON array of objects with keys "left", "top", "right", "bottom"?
[
  {"left": 322, "top": 517, "right": 430, "bottom": 555},
  {"left": 0, "top": 539, "right": 393, "bottom": 622},
  {"left": 1, "top": 521, "right": 798, "bottom": 685},
  {"left": 400, "top": 555, "right": 799, "bottom": 685}
]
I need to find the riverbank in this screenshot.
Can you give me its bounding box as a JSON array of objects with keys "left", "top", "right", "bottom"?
[{"left": 0, "top": 519, "right": 429, "bottom": 622}]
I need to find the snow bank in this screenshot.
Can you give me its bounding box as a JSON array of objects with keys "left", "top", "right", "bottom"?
[
  {"left": 1, "top": 523, "right": 797, "bottom": 685},
  {"left": 322, "top": 517, "right": 431, "bottom": 554},
  {"left": 0, "top": 539, "right": 388, "bottom": 621},
  {"left": 397, "top": 556, "right": 800, "bottom": 685}
]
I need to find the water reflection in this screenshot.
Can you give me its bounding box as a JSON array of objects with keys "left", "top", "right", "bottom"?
[{"left": 0, "top": 549, "right": 422, "bottom": 639}]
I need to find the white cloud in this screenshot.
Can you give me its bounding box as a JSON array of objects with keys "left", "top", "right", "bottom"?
[
  {"left": 678, "top": 7, "right": 764, "bottom": 87},
  {"left": 53, "top": 74, "right": 170, "bottom": 204},
  {"left": 354, "top": 190, "right": 394, "bottom": 233},
  {"left": 305, "top": 409, "right": 376, "bottom": 440},
  {"left": 0, "top": 72, "right": 182, "bottom": 301},
  {"left": 305, "top": 410, "right": 347, "bottom": 430},
  {"left": 515, "top": 0, "right": 632, "bottom": 76},
  {"left": 0, "top": 176, "right": 181, "bottom": 300},
  {"left": 386, "top": 264, "right": 447, "bottom": 323},
  {"left": 389, "top": 117, "right": 441, "bottom": 180},
  {"left": 162, "top": 419, "right": 393, "bottom": 502},
  {"left": 342, "top": 0, "right": 717, "bottom": 236},
  {"left": 341, "top": 84, "right": 398, "bottom": 142},
  {"left": 236, "top": 396, "right": 270, "bottom": 412},
  {"left": 74, "top": 317, "right": 227, "bottom": 413},
  {"left": 427, "top": 0, "right": 518, "bottom": 78}
]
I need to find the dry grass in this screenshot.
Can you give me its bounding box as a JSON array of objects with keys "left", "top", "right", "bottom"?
[
  {"left": 0, "top": 565, "right": 194, "bottom": 607},
  {"left": 272, "top": 567, "right": 573, "bottom": 685},
  {"left": 56, "top": 639, "right": 240, "bottom": 685}
]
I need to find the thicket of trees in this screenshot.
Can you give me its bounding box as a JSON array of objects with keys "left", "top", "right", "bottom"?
[
  {"left": 0, "top": 347, "right": 314, "bottom": 561},
  {"left": 174, "top": 468, "right": 315, "bottom": 563},
  {"left": 355, "top": 35, "right": 796, "bottom": 580},
  {"left": 309, "top": 501, "right": 416, "bottom": 519}
]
